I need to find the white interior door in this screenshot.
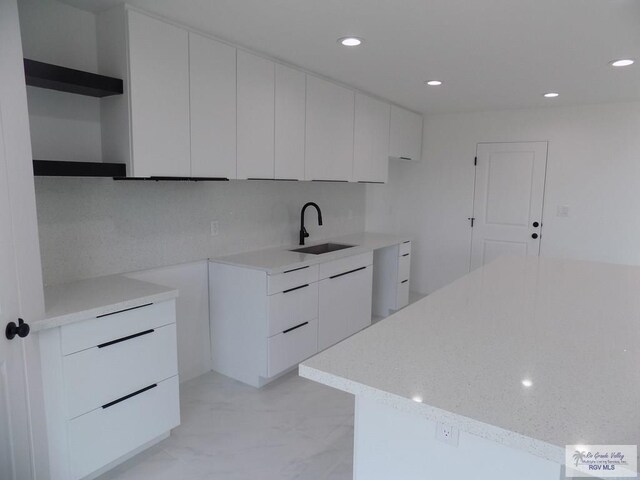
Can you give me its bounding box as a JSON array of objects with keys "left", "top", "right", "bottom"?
[
  {"left": 0, "top": 105, "right": 34, "bottom": 480},
  {"left": 470, "top": 142, "right": 548, "bottom": 270}
]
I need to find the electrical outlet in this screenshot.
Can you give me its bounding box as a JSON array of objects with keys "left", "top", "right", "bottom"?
[
  {"left": 556, "top": 205, "right": 570, "bottom": 217},
  {"left": 436, "top": 422, "right": 459, "bottom": 446},
  {"left": 210, "top": 220, "right": 219, "bottom": 237}
]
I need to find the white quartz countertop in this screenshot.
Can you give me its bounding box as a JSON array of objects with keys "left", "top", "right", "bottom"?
[
  {"left": 34, "top": 275, "right": 178, "bottom": 331},
  {"left": 210, "top": 232, "right": 411, "bottom": 274},
  {"left": 300, "top": 256, "right": 640, "bottom": 464}
]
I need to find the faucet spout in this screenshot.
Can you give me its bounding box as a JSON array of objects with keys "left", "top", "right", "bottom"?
[{"left": 299, "top": 202, "right": 322, "bottom": 245}]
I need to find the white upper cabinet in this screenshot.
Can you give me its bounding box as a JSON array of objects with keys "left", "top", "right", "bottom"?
[
  {"left": 353, "top": 93, "right": 390, "bottom": 183},
  {"left": 275, "top": 64, "right": 306, "bottom": 180},
  {"left": 305, "top": 76, "right": 355, "bottom": 182},
  {"left": 127, "top": 10, "right": 190, "bottom": 177},
  {"left": 389, "top": 105, "right": 423, "bottom": 162},
  {"left": 189, "top": 32, "right": 237, "bottom": 179},
  {"left": 236, "top": 51, "right": 275, "bottom": 180}
]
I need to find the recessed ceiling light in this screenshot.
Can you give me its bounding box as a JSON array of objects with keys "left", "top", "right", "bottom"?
[
  {"left": 521, "top": 379, "right": 533, "bottom": 388},
  {"left": 610, "top": 59, "right": 635, "bottom": 67},
  {"left": 425, "top": 80, "right": 443, "bottom": 86},
  {"left": 338, "top": 37, "right": 363, "bottom": 47},
  {"left": 543, "top": 92, "right": 559, "bottom": 98}
]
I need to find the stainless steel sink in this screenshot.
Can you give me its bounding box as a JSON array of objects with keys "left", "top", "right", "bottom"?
[{"left": 290, "top": 243, "right": 355, "bottom": 255}]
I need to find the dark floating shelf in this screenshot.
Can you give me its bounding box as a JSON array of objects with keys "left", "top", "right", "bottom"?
[
  {"left": 24, "top": 59, "right": 123, "bottom": 98},
  {"left": 33, "top": 160, "right": 126, "bottom": 178}
]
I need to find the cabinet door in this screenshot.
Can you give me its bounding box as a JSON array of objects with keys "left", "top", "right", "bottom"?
[
  {"left": 237, "top": 51, "right": 275, "bottom": 179},
  {"left": 389, "top": 105, "right": 423, "bottom": 162},
  {"left": 305, "top": 76, "right": 354, "bottom": 181},
  {"left": 128, "top": 10, "right": 190, "bottom": 177},
  {"left": 318, "top": 265, "right": 373, "bottom": 351},
  {"left": 189, "top": 32, "right": 237, "bottom": 179},
  {"left": 275, "top": 64, "right": 305, "bottom": 180},
  {"left": 354, "top": 93, "right": 390, "bottom": 183}
]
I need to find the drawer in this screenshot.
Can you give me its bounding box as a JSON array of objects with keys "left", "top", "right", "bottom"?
[
  {"left": 63, "top": 323, "right": 178, "bottom": 419},
  {"left": 61, "top": 300, "right": 176, "bottom": 355},
  {"left": 68, "top": 375, "right": 180, "bottom": 480},
  {"left": 399, "top": 240, "right": 411, "bottom": 256},
  {"left": 398, "top": 254, "right": 411, "bottom": 282},
  {"left": 268, "top": 282, "right": 319, "bottom": 337},
  {"left": 396, "top": 279, "right": 410, "bottom": 310},
  {"left": 267, "top": 317, "right": 318, "bottom": 377},
  {"left": 268, "top": 264, "right": 319, "bottom": 295},
  {"left": 318, "top": 252, "right": 373, "bottom": 280}
]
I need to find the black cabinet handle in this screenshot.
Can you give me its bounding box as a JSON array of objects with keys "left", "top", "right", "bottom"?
[
  {"left": 531, "top": 233, "right": 539, "bottom": 239},
  {"left": 402, "top": 253, "right": 410, "bottom": 257},
  {"left": 97, "top": 303, "right": 152, "bottom": 318},
  {"left": 102, "top": 384, "right": 157, "bottom": 409},
  {"left": 283, "top": 284, "right": 309, "bottom": 294},
  {"left": 283, "top": 321, "right": 309, "bottom": 334},
  {"left": 401, "top": 279, "right": 409, "bottom": 284},
  {"left": 5, "top": 318, "right": 30, "bottom": 340},
  {"left": 283, "top": 265, "right": 309, "bottom": 274},
  {"left": 98, "top": 329, "right": 154, "bottom": 348},
  {"left": 330, "top": 266, "right": 366, "bottom": 280},
  {"left": 399, "top": 157, "right": 412, "bottom": 160}
]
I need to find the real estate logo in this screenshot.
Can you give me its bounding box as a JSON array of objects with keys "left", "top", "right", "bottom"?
[{"left": 565, "top": 444, "right": 637, "bottom": 478}]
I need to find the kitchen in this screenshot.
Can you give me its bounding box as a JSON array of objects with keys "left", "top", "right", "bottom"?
[{"left": 1, "top": 0, "right": 639, "bottom": 479}]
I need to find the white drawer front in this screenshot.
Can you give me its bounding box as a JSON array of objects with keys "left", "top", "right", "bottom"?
[
  {"left": 396, "top": 279, "right": 410, "bottom": 310},
  {"left": 268, "top": 264, "right": 319, "bottom": 295},
  {"left": 267, "top": 317, "right": 318, "bottom": 377},
  {"left": 268, "top": 283, "right": 319, "bottom": 337},
  {"left": 68, "top": 375, "right": 180, "bottom": 480},
  {"left": 61, "top": 300, "right": 176, "bottom": 355},
  {"left": 399, "top": 241, "right": 411, "bottom": 256},
  {"left": 318, "top": 252, "right": 373, "bottom": 280},
  {"left": 64, "top": 323, "right": 178, "bottom": 419},
  {"left": 398, "top": 254, "right": 411, "bottom": 282}
]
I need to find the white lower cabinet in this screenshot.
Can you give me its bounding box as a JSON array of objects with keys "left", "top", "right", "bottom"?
[
  {"left": 318, "top": 261, "right": 373, "bottom": 351},
  {"left": 209, "top": 251, "right": 374, "bottom": 387},
  {"left": 39, "top": 300, "right": 180, "bottom": 480},
  {"left": 372, "top": 241, "right": 412, "bottom": 317}
]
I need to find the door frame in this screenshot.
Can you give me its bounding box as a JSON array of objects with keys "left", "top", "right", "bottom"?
[{"left": 468, "top": 141, "right": 549, "bottom": 271}]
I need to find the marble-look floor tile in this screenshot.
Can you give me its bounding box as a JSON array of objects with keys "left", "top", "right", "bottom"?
[{"left": 98, "top": 370, "right": 354, "bottom": 480}]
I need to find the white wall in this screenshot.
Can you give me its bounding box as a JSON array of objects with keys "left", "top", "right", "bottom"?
[
  {"left": 367, "top": 101, "right": 640, "bottom": 294},
  {"left": 19, "top": 0, "right": 103, "bottom": 162}
]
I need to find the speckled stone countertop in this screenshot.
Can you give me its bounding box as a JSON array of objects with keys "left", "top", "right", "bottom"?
[
  {"left": 300, "top": 256, "right": 640, "bottom": 464},
  {"left": 34, "top": 275, "right": 178, "bottom": 331},
  {"left": 210, "top": 232, "right": 411, "bottom": 274}
]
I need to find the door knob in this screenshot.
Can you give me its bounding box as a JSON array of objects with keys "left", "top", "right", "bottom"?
[
  {"left": 532, "top": 221, "right": 540, "bottom": 228},
  {"left": 531, "top": 233, "right": 539, "bottom": 239},
  {"left": 5, "top": 318, "right": 30, "bottom": 340}
]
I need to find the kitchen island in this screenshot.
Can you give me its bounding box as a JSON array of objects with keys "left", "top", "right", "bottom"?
[{"left": 300, "top": 256, "right": 640, "bottom": 479}]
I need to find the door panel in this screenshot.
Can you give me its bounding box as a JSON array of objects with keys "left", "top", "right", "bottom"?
[{"left": 470, "top": 142, "right": 547, "bottom": 270}]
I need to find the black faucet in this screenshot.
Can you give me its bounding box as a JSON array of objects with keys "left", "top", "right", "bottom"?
[{"left": 299, "top": 202, "right": 323, "bottom": 245}]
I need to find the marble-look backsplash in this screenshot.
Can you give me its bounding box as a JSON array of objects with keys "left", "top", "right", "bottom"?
[{"left": 35, "top": 177, "right": 366, "bottom": 285}]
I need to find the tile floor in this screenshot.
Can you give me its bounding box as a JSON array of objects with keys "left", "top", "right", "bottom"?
[{"left": 99, "top": 370, "right": 354, "bottom": 480}]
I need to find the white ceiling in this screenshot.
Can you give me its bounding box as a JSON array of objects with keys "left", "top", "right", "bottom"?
[{"left": 58, "top": 0, "right": 640, "bottom": 114}]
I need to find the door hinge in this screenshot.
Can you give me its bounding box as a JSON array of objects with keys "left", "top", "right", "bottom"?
[
  {"left": 468, "top": 217, "right": 475, "bottom": 227},
  {"left": 474, "top": 156, "right": 477, "bottom": 166}
]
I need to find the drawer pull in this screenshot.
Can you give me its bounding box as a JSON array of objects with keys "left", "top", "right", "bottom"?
[
  {"left": 102, "top": 383, "right": 157, "bottom": 409},
  {"left": 283, "top": 284, "right": 309, "bottom": 294},
  {"left": 97, "top": 303, "right": 153, "bottom": 318},
  {"left": 330, "top": 266, "right": 366, "bottom": 280},
  {"left": 401, "top": 279, "right": 409, "bottom": 284},
  {"left": 97, "top": 329, "right": 154, "bottom": 349},
  {"left": 283, "top": 265, "right": 310, "bottom": 274},
  {"left": 403, "top": 240, "right": 410, "bottom": 244},
  {"left": 399, "top": 157, "right": 412, "bottom": 161},
  {"left": 402, "top": 253, "right": 410, "bottom": 257},
  {"left": 283, "top": 321, "right": 309, "bottom": 334}
]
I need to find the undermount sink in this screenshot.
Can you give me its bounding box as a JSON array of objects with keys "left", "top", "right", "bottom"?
[{"left": 290, "top": 243, "right": 355, "bottom": 255}]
